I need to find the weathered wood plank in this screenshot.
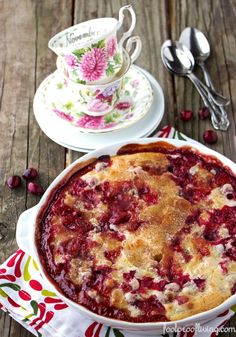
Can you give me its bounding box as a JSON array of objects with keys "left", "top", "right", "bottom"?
[
  {"left": 0, "top": 0, "right": 34, "bottom": 263},
  {"left": 169, "top": 0, "right": 236, "bottom": 161},
  {"left": 0, "top": 0, "right": 236, "bottom": 336},
  {"left": 26, "top": 0, "right": 73, "bottom": 209},
  {"left": 0, "top": 0, "right": 72, "bottom": 336}
]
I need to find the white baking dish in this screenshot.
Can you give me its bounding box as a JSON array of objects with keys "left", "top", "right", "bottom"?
[{"left": 16, "top": 138, "right": 236, "bottom": 335}]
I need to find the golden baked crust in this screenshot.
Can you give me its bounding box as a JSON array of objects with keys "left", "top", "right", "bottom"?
[{"left": 37, "top": 143, "right": 236, "bottom": 322}]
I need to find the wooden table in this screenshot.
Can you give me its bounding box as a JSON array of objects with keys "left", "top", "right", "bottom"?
[{"left": 0, "top": 0, "right": 235, "bottom": 336}]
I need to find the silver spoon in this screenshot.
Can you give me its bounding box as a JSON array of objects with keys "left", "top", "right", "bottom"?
[
  {"left": 179, "top": 27, "right": 230, "bottom": 125},
  {"left": 161, "top": 40, "right": 229, "bottom": 131},
  {"left": 161, "top": 40, "right": 228, "bottom": 107},
  {"left": 179, "top": 27, "right": 228, "bottom": 97}
]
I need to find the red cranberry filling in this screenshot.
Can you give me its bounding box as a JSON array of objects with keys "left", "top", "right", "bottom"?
[
  {"left": 97, "top": 155, "right": 112, "bottom": 165},
  {"left": 71, "top": 180, "right": 100, "bottom": 209},
  {"left": 97, "top": 180, "right": 155, "bottom": 230},
  {"left": 231, "top": 283, "right": 236, "bottom": 294},
  {"left": 38, "top": 147, "right": 236, "bottom": 322},
  {"left": 134, "top": 295, "right": 166, "bottom": 317},
  {"left": 223, "top": 242, "right": 236, "bottom": 261},
  {"left": 104, "top": 248, "right": 121, "bottom": 263},
  {"left": 205, "top": 206, "right": 236, "bottom": 237},
  {"left": 176, "top": 295, "right": 189, "bottom": 304},
  {"left": 58, "top": 237, "right": 84, "bottom": 257},
  {"left": 123, "top": 270, "right": 136, "bottom": 281},
  {"left": 185, "top": 211, "right": 200, "bottom": 225},
  {"left": 141, "top": 164, "right": 166, "bottom": 176},
  {"left": 139, "top": 277, "right": 168, "bottom": 293},
  {"left": 219, "top": 261, "right": 228, "bottom": 274},
  {"left": 193, "top": 278, "right": 206, "bottom": 291},
  {"left": 121, "top": 283, "right": 133, "bottom": 293}
]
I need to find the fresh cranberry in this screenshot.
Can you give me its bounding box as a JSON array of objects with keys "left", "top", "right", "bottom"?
[
  {"left": 22, "top": 167, "right": 38, "bottom": 180},
  {"left": 203, "top": 130, "right": 218, "bottom": 144},
  {"left": 27, "top": 182, "right": 44, "bottom": 196},
  {"left": 180, "top": 110, "right": 193, "bottom": 121},
  {"left": 6, "top": 176, "right": 21, "bottom": 189},
  {"left": 198, "top": 107, "right": 210, "bottom": 120}
]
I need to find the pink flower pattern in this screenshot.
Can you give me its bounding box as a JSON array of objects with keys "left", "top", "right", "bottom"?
[
  {"left": 76, "top": 115, "right": 104, "bottom": 129},
  {"left": 87, "top": 99, "right": 110, "bottom": 113},
  {"left": 106, "top": 37, "right": 117, "bottom": 58},
  {"left": 131, "top": 79, "right": 140, "bottom": 88},
  {"left": 53, "top": 109, "right": 74, "bottom": 122},
  {"left": 64, "top": 55, "right": 78, "bottom": 68},
  {"left": 79, "top": 48, "right": 107, "bottom": 82},
  {"left": 115, "top": 99, "right": 133, "bottom": 111}
]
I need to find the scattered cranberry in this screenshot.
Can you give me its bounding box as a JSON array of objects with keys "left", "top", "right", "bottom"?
[
  {"left": 6, "top": 176, "right": 21, "bottom": 189},
  {"left": 180, "top": 110, "right": 193, "bottom": 121},
  {"left": 203, "top": 130, "right": 218, "bottom": 144},
  {"left": 198, "top": 106, "right": 210, "bottom": 120},
  {"left": 27, "top": 182, "right": 44, "bottom": 196},
  {"left": 22, "top": 168, "right": 38, "bottom": 180}
]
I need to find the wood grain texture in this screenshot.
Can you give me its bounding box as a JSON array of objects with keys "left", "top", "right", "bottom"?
[
  {"left": 0, "top": 0, "right": 72, "bottom": 336},
  {"left": 0, "top": 0, "right": 236, "bottom": 336}
]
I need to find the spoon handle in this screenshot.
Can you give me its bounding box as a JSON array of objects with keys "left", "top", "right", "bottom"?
[
  {"left": 199, "top": 62, "right": 215, "bottom": 89},
  {"left": 190, "top": 73, "right": 230, "bottom": 107},
  {"left": 188, "top": 74, "right": 229, "bottom": 131},
  {"left": 199, "top": 62, "right": 230, "bottom": 121}
]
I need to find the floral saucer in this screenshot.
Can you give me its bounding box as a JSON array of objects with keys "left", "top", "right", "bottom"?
[
  {"left": 38, "top": 66, "right": 153, "bottom": 133},
  {"left": 34, "top": 66, "right": 165, "bottom": 152}
]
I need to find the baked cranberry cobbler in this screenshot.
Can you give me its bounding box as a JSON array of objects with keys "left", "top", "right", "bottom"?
[{"left": 36, "top": 142, "right": 236, "bottom": 322}]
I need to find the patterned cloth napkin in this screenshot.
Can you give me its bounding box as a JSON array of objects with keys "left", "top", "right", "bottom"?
[{"left": 0, "top": 126, "right": 235, "bottom": 337}]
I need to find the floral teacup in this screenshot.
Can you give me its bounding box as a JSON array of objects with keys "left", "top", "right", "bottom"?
[
  {"left": 56, "top": 35, "right": 142, "bottom": 83},
  {"left": 48, "top": 5, "right": 136, "bottom": 85},
  {"left": 62, "top": 37, "right": 142, "bottom": 116}
]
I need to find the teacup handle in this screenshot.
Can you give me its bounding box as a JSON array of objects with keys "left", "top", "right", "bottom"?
[
  {"left": 126, "top": 36, "right": 142, "bottom": 63},
  {"left": 117, "top": 4, "right": 136, "bottom": 49}
]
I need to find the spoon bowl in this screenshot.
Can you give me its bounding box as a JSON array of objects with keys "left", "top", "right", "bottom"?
[
  {"left": 179, "top": 27, "right": 210, "bottom": 63},
  {"left": 161, "top": 40, "right": 195, "bottom": 76}
]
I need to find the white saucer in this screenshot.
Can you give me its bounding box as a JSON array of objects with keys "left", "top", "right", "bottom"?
[{"left": 33, "top": 66, "right": 164, "bottom": 152}]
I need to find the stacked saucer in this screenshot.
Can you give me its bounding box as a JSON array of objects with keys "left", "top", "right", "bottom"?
[{"left": 33, "top": 5, "right": 164, "bottom": 152}]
